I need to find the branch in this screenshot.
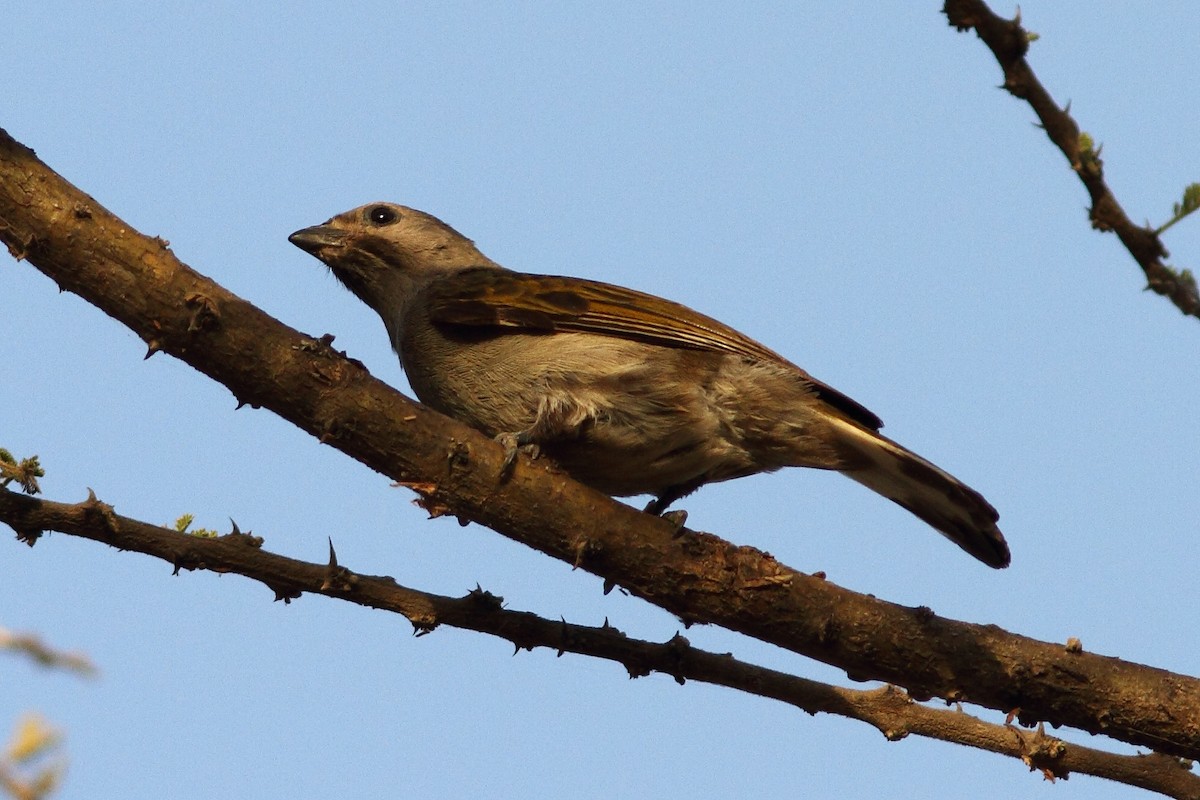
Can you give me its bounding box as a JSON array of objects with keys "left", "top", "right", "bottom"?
[
  {"left": 3, "top": 127, "right": 1200, "bottom": 759},
  {"left": 944, "top": 0, "right": 1200, "bottom": 319},
  {"left": 3, "top": 486, "right": 1197, "bottom": 799},
  {"left": 0, "top": 629, "right": 94, "bottom": 677}
]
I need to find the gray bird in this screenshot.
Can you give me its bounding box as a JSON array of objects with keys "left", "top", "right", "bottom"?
[{"left": 290, "top": 203, "right": 1010, "bottom": 568}]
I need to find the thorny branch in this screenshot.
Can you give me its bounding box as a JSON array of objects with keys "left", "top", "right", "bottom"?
[
  {"left": 944, "top": 0, "right": 1200, "bottom": 319},
  {"left": 1, "top": 485, "right": 1197, "bottom": 798},
  {"left": 2, "top": 126, "right": 1200, "bottom": 763}
]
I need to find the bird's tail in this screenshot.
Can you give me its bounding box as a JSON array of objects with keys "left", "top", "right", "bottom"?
[{"left": 831, "top": 419, "right": 1010, "bottom": 568}]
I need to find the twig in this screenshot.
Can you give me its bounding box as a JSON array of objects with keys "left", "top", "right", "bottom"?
[
  {"left": 944, "top": 0, "right": 1200, "bottom": 318},
  {"left": 2, "top": 485, "right": 1197, "bottom": 798},
  {"left": 2, "top": 126, "right": 1200, "bottom": 759},
  {"left": 0, "top": 630, "right": 94, "bottom": 677}
]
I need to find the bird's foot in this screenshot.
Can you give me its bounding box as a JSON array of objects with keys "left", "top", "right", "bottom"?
[
  {"left": 661, "top": 509, "right": 688, "bottom": 534},
  {"left": 642, "top": 498, "right": 688, "bottom": 534},
  {"left": 495, "top": 431, "right": 541, "bottom": 480}
]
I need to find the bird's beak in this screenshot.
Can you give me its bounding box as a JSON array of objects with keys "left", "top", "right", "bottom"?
[{"left": 288, "top": 225, "right": 348, "bottom": 257}]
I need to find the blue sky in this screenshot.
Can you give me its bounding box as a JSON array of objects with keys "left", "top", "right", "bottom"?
[{"left": 4, "top": 3, "right": 1198, "bottom": 798}]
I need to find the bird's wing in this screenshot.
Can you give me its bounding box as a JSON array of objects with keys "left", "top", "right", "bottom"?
[{"left": 426, "top": 268, "right": 884, "bottom": 431}]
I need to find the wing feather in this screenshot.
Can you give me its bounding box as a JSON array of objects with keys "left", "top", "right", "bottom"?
[{"left": 426, "top": 268, "right": 883, "bottom": 430}]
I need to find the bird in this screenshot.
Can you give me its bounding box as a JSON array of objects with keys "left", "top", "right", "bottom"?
[{"left": 289, "top": 202, "right": 1010, "bottom": 568}]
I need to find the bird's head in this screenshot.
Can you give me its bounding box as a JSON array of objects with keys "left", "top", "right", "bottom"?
[{"left": 289, "top": 202, "right": 498, "bottom": 318}]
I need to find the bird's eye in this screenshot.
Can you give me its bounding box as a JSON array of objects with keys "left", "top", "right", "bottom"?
[{"left": 367, "top": 205, "right": 399, "bottom": 226}]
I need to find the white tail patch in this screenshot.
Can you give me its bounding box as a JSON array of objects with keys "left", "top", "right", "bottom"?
[{"left": 829, "top": 417, "right": 1009, "bottom": 568}]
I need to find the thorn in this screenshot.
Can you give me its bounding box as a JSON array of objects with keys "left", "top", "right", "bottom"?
[
  {"left": 626, "top": 663, "right": 651, "bottom": 680},
  {"left": 600, "top": 619, "right": 625, "bottom": 638},
  {"left": 15, "top": 527, "right": 45, "bottom": 547},
  {"left": 273, "top": 587, "right": 302, "bottom": 603},
  {"left": 82, "top": 488, "right": 119, "bottom": 534},
  {"left": 144, "top": 339, "right": 163, "bottom": 359},
  {"left": 467, "top": 585, "right": 503, "bottom": 610},
  {"left": 318, "top": 538, "right": 353, "bottom": 592},
  {"left": 602, "top": 579, "right": 616, "bottom": 595},
  {"left": 223, "top": 523, "right": 263, "bottom": 547}
]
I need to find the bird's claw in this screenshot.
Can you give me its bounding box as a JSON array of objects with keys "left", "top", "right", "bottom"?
[
  {"left": 496, "top": 432, "right": 540, "bottom": 480},
  {"left": 642, "top": 498, "right": 688, "bottom": 534},
  {"left": 661, "top": 509, "right": 688, "bottom": 531}
]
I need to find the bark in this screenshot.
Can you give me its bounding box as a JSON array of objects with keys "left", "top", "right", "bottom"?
[{"left": 2, "top": 127, "right": 1199, "bottom": 760}]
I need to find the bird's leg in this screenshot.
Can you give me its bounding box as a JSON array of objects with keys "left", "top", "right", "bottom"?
[
  {"left": 644, "top": 480, "right": 706, "bottom": 531},
  {"left": 495, "top": 392, "right": 590, "bottom": 480}
]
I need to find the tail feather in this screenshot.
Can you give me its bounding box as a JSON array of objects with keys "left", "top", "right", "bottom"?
[{"left": 832, "top": 420, "right": 1010, "bottom": 568}]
